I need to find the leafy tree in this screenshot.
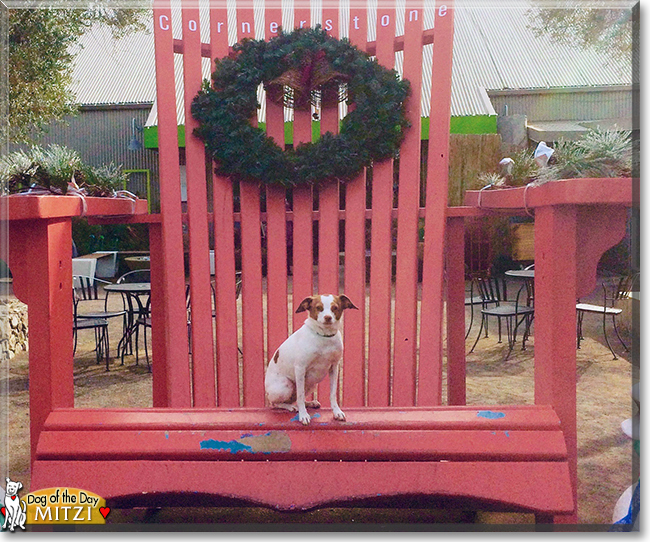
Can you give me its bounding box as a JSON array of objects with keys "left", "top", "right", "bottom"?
[
  {"left": 527, "top": 1, "right": 635, "bottom": 61},
  {"left": 7, "top": 3, "right": 148, "bottom": 144}
]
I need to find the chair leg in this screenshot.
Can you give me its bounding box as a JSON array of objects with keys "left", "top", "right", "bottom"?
[
  {"left": 135, "top": 324, "right": 140, "bottom": 366},
  {"left": 602, "top": 311, "right": 618, "bottom": 360},
  {"left": 95, "top": 328, "right": 102, "bottom": 364},
  {"left": 612, "top": 315, "right": 629, "bottom": 352},
  {"left": 465, "top": 302, "right": 474, "bottom": 340},
  {"left": 143, "top": 325, "right": 151, "bottom": 371},
  {"left": 576, "top": 311, "right": 584, "bottom": 349},
  {"left": 103, "top": 326, "right": 110, "bottom": 371},
  {"left": 503, "top": 317, "right": 515, "bottom": 361},
  {"left": 469, "top": 315, "right": 486, "bottom": 354}
]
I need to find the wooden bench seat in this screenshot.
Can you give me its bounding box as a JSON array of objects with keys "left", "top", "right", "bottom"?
[{"left": 32, "top": 405, "right": 573, "bottom": 515}]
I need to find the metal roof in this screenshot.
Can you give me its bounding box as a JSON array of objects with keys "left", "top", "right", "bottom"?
[
  {"left": 69, "top": 24, "right": 156, "bottom": 107},
  {"left": 68, "top": 0, "right": 633, "bottom": 120}
]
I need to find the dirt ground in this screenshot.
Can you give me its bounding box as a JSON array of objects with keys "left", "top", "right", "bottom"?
[{"left": 0, "top": 280, "right": 637, "bottom": 529}]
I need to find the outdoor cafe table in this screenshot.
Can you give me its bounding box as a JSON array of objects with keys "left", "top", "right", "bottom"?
[
  {"left": 104, "top": 282, "right": 151, "bottom": 363},
  {"left": 505, "top": 269, "right": 535, "bottom": 280},
  {"left": 505, "top": 269, "right": 535, "bottom": 307}
]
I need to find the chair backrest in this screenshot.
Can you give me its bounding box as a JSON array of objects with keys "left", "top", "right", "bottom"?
[
  {"left": 73, "top": 274, "right": 99, "bottom": 301},
  {"left": 117, "top": 269, "right": 151, "bottom": 284},
  {"left": 475, "top": 275, "right": 508, "bottom": 305},
  {"left": 151, "top": 0, "right": 455, "bottom": 408},
  {"left": 72, "top": 258, "right": 96, "bottom": 289},
  {"left": 606, "top": 273, "right": 638, "bottom": 304}
]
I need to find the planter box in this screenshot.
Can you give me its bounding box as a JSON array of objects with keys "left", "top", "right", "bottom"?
[{"left": 464, "top": 177, "right": 633, "bottom": 209}]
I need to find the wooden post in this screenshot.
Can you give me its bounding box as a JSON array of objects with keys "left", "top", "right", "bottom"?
[
  {"left": 533, "top": 204, "right": 578, "bottom": 523},
  {"left": 8, "top": 218, "right": 75, "bottom": 464}
]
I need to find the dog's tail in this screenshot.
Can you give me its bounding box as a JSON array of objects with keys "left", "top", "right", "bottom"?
[{"left": 20, "top": 499, "right": 26, "bottom": 513}]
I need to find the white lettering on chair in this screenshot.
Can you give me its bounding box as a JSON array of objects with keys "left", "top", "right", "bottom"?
[
  {"left": 159, "top": 15, "right": 170, "bottom": 31},
  {"left": 381, "top": 15, "right": 390, "bottom": 27},
  {"left": 439, "top": 5, "right": 448, "bottom": 17},
  {"left": 188, "top": 19, "right": 197, "bottom": 32}
]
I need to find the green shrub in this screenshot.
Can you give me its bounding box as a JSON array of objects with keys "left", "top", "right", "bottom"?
[{"left": 0, "top": 144, "right": 126, "bottom": 196}]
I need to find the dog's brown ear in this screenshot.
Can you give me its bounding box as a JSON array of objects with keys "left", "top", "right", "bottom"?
[
  {"left": 296, "top": 296, "right": 314, "bottom": 313},
  {"left": 338, "top": 295, "right": 358, "bottom": 311}
]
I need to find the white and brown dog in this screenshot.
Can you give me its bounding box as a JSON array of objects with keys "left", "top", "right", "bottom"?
[{"left": 265, "top": 294, "right": 358, "bottom": 425}]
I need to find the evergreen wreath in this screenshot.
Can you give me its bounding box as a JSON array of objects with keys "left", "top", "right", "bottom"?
[{"left": 192, "top": 26, "right": 410, "bottom": 187}]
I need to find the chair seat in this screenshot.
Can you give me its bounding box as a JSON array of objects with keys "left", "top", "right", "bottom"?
[
  {"left": 481, "top": 304, "right": 535, "bottom": 317},
  {"left": 576, "top": 303, "right": 622, "bottom": 315},
  {"left": 33, "top": 405, "right": 574, "bottom": 516},
  {"left": 74, "top": 317, "right": 109, "bottom": 330},
  {"left": 78, "top": 310, "right": 126, "bottom": 320}
]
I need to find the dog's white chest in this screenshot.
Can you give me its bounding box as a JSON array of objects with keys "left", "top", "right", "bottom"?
[{"left": 270, "top": 324, "right": 342, "bottom": 382}]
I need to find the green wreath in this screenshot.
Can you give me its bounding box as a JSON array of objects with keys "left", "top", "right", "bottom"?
[{"left": 192, "top": 26, "right": 410, "bottom": 187}]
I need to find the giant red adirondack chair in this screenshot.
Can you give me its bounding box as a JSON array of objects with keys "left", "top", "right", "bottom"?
[{"left": 4, "top": 0, "right": 634, "bottom": 525}]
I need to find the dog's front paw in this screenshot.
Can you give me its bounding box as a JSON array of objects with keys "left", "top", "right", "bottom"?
[
  {"left": 299, "top": 411, "right": 311, "bottom": 425},
  {"left": 333, "top": 408, "right": 346, "bottom": 422}
]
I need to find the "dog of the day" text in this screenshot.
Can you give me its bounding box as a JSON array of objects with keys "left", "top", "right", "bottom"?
[{"left": 24, "top": 488, "right": 108, "bottom": 525}]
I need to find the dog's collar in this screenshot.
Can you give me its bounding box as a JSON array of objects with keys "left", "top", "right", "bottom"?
[{"left": 314, "top": 329, "right": 337, "bottom": 338}]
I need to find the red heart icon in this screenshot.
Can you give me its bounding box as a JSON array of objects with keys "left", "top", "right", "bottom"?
[
  {"left": 99, "top": 507, "right": 110, "bottom": 519},
  {"left": 11, "top": 496, "right": 16, "bottom": 500}
]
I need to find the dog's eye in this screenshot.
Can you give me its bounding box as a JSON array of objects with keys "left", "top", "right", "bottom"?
[{"left": 316, "top": 305, "right": 324, "bottom": 311}]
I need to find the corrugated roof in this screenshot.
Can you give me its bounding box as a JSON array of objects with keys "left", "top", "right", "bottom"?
[
  {"left": 69, "top": 24, "right": 156, "bottom": 106},
  {"left": 68, "top": 0, "right": 633, "bottom": 119}
]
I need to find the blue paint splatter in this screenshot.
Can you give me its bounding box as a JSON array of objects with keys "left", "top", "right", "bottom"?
[
  {"left": 477, "top": 410, "right": 506, "bottom": 419},
  {"left": 290, "top": 412, "right": 321, "bottom": 422},
  {"left": 165, "top": 431, "right": 169, "bottom": 439},
  {"left": 200, "top": 439, "right": 253, "bottom": 453},
  {"left": 505, "top": 431, "right": 510, "bottom": 437}
]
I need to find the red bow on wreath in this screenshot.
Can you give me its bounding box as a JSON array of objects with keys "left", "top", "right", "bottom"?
[{"left": 265, "top": 49, "right": 348, "bottom": 110}]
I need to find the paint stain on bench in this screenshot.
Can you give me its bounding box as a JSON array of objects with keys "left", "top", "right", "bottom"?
[
  {"left": 200, "top": 431, "right": 291, "bottom": 454},
  {"left": 477, "top": 410, "right": 506, "bottom": 419},
  {"left": 290, "top": 412, "right": 321, "bottom": 423}
]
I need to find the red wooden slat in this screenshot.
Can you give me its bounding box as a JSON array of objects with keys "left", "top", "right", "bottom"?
[
  {"left": 182, "top": 7, "right": 217, "bottom": 407},
  {"left": 419, "top": 0, "right": 455, "bottom": 406},
  {"left": 38, "top": 429, "right": 568, "bottom": 462},
  {"left": 446, "top": 217, "right": 467, "bottom": 405},
  {"left": 264, "top": 1, "right": 289, "bottom": 362},
  {"left": 348, "top": 5, "right": 368, "bottom": 50},
  {"left": 392, "top": 0, "right": 423, "bottom": 407},
  {"left": 44, "top": 405, "right": 564, "bottom": 432},
  {"left": 366, "top": 4, "right": 396, "bottom": 407},
  {"left": 210, "top": 1, "right": 240, "bottom": 407},
  {"left": 290, "top": 6, "right": 314, "bottom": 333},
  {"left": 237, "top": 5, "right": 266, "bottom": 407},
  {"left": 315, "top": 2, "right": 342, "bottom": 407},
  {"left": 148, "top": 223, "right": 168, "bottom": 407},
  {"left": 342, "top": 4, "right": 369, "bottom": 408},
  {"left": 153, "top": 1, "right": 191, "bottom": 407}
]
